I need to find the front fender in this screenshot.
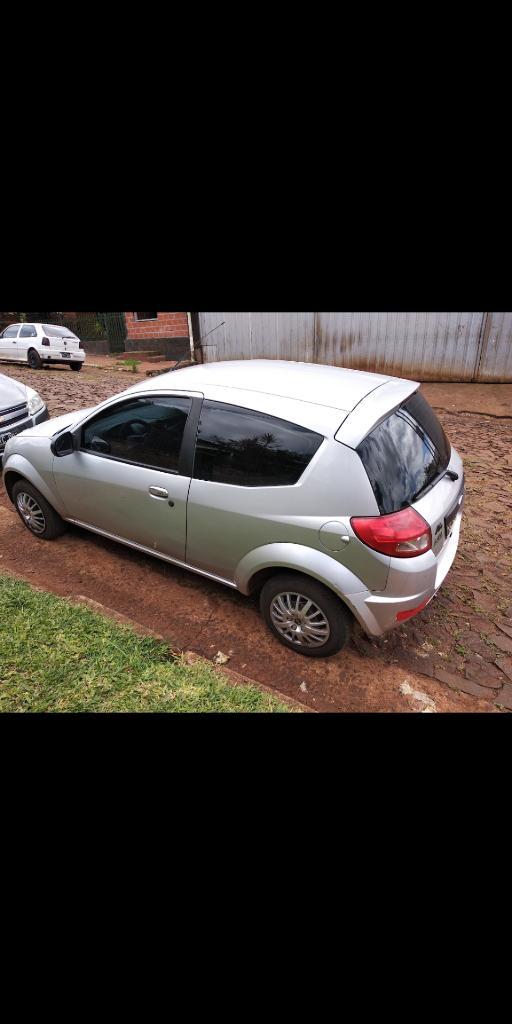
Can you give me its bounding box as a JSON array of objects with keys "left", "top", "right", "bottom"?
[
  {"left": 235, "top": 543, "right": 370, "bottom": 623},
  {"left": 2, "top": 452, "right": 66, "bottom": 516}
]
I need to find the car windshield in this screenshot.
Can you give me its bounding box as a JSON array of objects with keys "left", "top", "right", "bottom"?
[{"left": 357, "top": 391, "right": 451, "bottom": 514}]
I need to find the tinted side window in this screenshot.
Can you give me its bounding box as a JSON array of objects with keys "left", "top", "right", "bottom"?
[
  {"left": 82, "top": 396, "right": 192, "bottom": 473},
  {"left": 193, "top": 401, "right": 323, "bottom": 487},
  {"left": 2, "top": 325, "right": 19, "bottom": 338},
  {"left": 19, "top": 324, "right": 37, "bottom": 338}
]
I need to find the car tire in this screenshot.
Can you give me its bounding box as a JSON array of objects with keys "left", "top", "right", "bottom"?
[
  {"left": 12, "top": 481, "right": 67, "bottom": 541},
  {"left": 260, "top": 572, "right": 353, "bottom": 658},
  {"left": 70, "top": 362, "right": 83, "bottom": 372},
  {"left": 27, "top": 349, "right": 42, "bottom": 370}
]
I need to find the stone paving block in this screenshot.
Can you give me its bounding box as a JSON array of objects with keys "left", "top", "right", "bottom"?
[
  {"left": 435, "top": 667, "right": 497, "bottom": 700},
  {"left": 464, "top": 661, "right": 503, "bottom": 689},
  {"left": 495, "top": 683, "right": 512, "bottom": 711},
  {"left": 495, "top": 657, "right": 512, "bottom": 683},
  {"left": 488, "top": 634, "right": 512, "bottom": 655}
]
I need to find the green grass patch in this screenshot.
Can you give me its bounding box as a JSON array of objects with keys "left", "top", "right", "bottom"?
[{"left": 0, "top": 575, "right": 291, "bottom": 713}]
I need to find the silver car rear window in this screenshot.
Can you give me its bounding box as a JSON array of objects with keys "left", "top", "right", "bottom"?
[{"left": 357, "top": 392, "right": 451, "bottom": 514}]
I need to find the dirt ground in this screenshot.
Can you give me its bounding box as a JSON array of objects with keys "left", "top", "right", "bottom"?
[{"left": 1, "top": 360, "right": 511, "bottom": 713}]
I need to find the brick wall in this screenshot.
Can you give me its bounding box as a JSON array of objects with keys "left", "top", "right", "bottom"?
[{"left": 125, "top": 312, "right": 189, "bottom": 342}]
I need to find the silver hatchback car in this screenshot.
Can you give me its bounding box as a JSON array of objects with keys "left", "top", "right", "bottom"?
[{"left": 1, "top": 360, "right": 464, "bottom": 657}]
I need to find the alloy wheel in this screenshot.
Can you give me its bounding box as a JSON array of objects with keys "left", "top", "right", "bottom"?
[
  {"left": 16, "top": 492, "right": 46, "bottom": 534},
  {"left": 270, "top": 591, "right": 331, "bottom": 648}
]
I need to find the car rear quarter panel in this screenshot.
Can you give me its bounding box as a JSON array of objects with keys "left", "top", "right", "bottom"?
[
  {"left": 186, "top": 439, "right": 391, "bottom": 591},
  {"left": 235, "top": 542, "right": 373, "bottom": 621}
]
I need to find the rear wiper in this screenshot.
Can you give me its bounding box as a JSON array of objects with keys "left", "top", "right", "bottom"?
[
  {"left": 410, "top": 485, "right": 429, "bottom": 503},
  {"left": 410, "top": 468, "right": 458, "bottom": 505}
]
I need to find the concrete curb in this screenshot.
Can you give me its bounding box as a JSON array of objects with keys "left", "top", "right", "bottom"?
[
  {"left": 182, "top": 651, "right": 314, "bottom": 713},
  {"left": 73, "top": 596, "right": 167, "bottom": 642}
]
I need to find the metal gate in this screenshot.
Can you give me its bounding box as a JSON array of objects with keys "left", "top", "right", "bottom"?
[
  {"left": 97, "top": 312, "right": 127, "bottom": 352},
  {"left": 475, "top": 313, "right": 512, "bottom": 381},
  {"left": 196, "top": 312, "right": 512, "bottom": 382},
  {"left": 198, "top": 312, "right": 316, "bottom": 363},
  {"left": 314, "top": 312, "right": 485, "bottom": 381}
]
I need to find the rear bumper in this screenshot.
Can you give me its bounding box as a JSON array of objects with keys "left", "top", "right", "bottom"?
[
  {"left": 44, "top": 351, "right": 85, "bottom": 363},
  {"left": 349, "top": 509, "right": 462, "bottom": 637}
]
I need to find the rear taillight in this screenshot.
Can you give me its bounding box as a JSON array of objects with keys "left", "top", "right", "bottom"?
[
  {"left": 351, "top": 507, "right": 432, "bottom": 558},
  {"left": 41, "top": 337, "right": 50, "bottom": 347}
]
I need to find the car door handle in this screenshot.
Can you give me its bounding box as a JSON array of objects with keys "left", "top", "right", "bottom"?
[{"left": 148, "top": 486, "right": 169, "bottom": 499}]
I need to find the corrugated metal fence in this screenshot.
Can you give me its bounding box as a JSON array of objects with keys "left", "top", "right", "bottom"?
[{"left": 197, "top": 313, "right": 512, "bottom": 381}]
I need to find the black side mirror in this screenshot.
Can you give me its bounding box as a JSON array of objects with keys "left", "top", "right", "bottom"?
[{"left": 51, "top": 431, "right": 75, "bottom": 457}]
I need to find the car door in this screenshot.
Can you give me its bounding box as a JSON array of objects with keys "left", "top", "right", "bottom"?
[
  {"left": 17, "top": 323, "right": 39, "bottom": 362},
  {"left": 186, "top": 400, "right": 325, "bottom": 580},
  {"left": 52, "top": 393, "right": 200, "bottom": 560},
  {"left": 0, "top": 324, "right": 21, "bottom": 360}
]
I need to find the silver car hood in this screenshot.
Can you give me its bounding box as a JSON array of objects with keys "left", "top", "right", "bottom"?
[
  {"left": 22, "top": 407, "right": 97, "bottom": 438},
  {"left": 0, "top": 373, "right": 27, "bottom": 409}
]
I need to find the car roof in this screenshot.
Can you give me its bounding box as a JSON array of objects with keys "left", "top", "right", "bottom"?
[
  {"left": 129, "top": 359, "right": 407, "bottom": 414},
  {"left": 10, "top": 323, "right": 73, "bottom": 329}
]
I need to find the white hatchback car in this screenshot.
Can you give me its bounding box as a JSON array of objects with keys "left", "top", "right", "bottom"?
[{"left": 0, "top": 323, "right": 85, "bottom": 372}]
